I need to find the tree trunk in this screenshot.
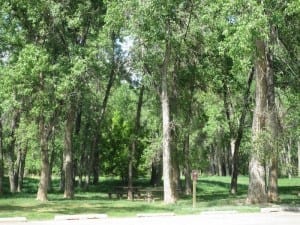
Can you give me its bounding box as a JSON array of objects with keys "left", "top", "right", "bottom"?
[
  {"left": 286, "top": 139, "right": 292, "bottom": 178},
  {"left": 224, "top": 67, "right": 254, "bottom": 194},
  {"left": 48, "top": 131, "right": 56, "bottom": 192},
  {"left": 63, "top": 105, "right": 75, "bottom": 199},
  {"left": 161, "top": 32, "right": 176, "bottom": 204},
  {"left": 172, "top": 145, "right": 181, "bottom": 197},
  {"left": 247, "top": 156, "right": 267, "bottom": 203},
  {"left": 128, "top": 85, "right": 144, "bottom": 200},
  {"left": 127, "top": 140, "right": 134, "bottom": 200},
  {"left": 230, "top": 68, "right": 254, "bottom": 193},
  {"left": 60, "top": 157, "right": 65, "bottom": 192},
  {"left": 297, "top": 140, "right": 300, "bottom": 177},
  {"left": 217, "top": 147, "right": 223, "bottom": 176},
  {"left": 183, "top": 134, "right": 192, "bottom": 195},
  {"left": 91, "top": 135, "right": 100, "bottom": 185},
  {"left": 17, "top": 146, "right": 27, "bottom": 192},
  {"left": 268, "top": 156, "right": 278, "bottom": 202},
  {"left": 0, "top": 117, "right": 3, "bottom": 194},
  {"left": 247, "top": 40, "right": 268, "bottom": 204},
  {"left": 209, "top": 145, "right": 216, "bottom": 175},
  {"left": 265, "top": 39, "right": 279, "bottom": 202},
  {"left": 182, "top": 69, "right": 195, "bottom": 195},
  {"left": 230, "top": 139, "right": 238, "bottom": 194},
  {"left": 7, "top": 110, "right": 20, "bottom": 193},
  {"left": 150, "top": 153, "right": 163, "bottom": 186},
  {"left": 248, "top": 35, "right": 279, "bottom": 203},
  {"left": 224, "top": 146, "right": 230, "bottom": 176},
  {"left": 92, "top": 32, "right": 117, "bottom": 185},
  {"left": 37, "top": 117, "right": 50, "bottom": 201}
]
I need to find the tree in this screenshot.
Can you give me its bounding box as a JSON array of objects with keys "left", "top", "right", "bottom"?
[
  {"left": 0, "top": 113, "right": 3, "bottom": 194},
  {"left": 247, "top": 0, "right": 300, "bottom": 203},
  {"left": 128, "top": 85, "right": 144, "bottom": 200}
]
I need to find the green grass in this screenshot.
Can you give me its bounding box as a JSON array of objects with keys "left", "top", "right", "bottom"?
[{"left": 0, "top": 176, "right": 299, "bottom": 220}]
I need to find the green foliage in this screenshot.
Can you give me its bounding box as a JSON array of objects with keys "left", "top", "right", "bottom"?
[
  {"left": 100, "top": 84, "right": 136, "bottom": 177},
  {"left": 0, "top": 0, "right": 299, "bottom": 201}
]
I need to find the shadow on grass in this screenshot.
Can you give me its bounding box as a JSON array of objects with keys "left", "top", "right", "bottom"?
[
  {"left": 278, "top": 185, "right": 300, "bottom": 205},
  {"left": 0, "top": 197, "right": 171, "bottom": 219},
  {"left": 1, "top": 176, "right": 299, "bottom": 220}
]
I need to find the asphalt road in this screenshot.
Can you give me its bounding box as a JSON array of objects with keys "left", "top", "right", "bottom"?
[{"left": 6, "top": 212, "right": 300, "bottom": 225}]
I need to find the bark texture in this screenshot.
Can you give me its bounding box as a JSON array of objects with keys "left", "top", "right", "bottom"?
[
  {"left": 36, "top": 117, "right": 50, "bottom": 201},
  {"left": 183, "top": 134, "right": 192, "bottom": 195},
  {"left": 298, "top": 141, "right": 300, "bottom": 177},
  {"left": 247, "top": 40, "right": 269, "bottom": 204},
  {"left": 161, "top": 34, "right": 176, "bottom": 204},
  {"left": 0, "top": 117, "right": 3, "bottom": 194},
  {"left": 63, "top": 104, "right": 76, "bottom": 199},
  {"left": 247, "top": 39, "right": 279, "bottom": 203}
]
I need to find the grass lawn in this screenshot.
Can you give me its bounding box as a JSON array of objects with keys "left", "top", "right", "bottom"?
[{"left": 0, "top": 176, "right": 299, "bottom": 220}]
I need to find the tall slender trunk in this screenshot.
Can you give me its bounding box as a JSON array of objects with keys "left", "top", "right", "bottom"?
[
  {"left": 48, "top": 148, "right": 55, "bottom": 191},
  {"left": 247, "top": 40, "right": 268, "bottom": 204},
  {"left": 230, "top": 138, "right": 238, "bottom": 192},
  {"left": 161, "top": 72, "right": 174, "bottom": 203},
  {"left": 230, "top": 107, "right": 251, "bottom": 193},
  {"left": 48, "top": 128, "right": 56, "bottom": 191},
  {"left": 37, "top": 117, "right": 50, "bottom": 201},
  {"left": 7, "top": 110, "right": 20, "bottom": 193},
  {"left": 92, "top": 33, "right": 117, "bottom": 184},
  {"left": 183, "top": 70, "right": 195, "bottom": 195},
  {"left": 60, "top": 156, "right": 65, "bottom": 192},
  {"left": 266, "top": 37, "right": 279, "bottom": 202},
  {"left": 63, "top": 104, "right": 75, "bottom": 199},
  {"left": 183, "top": 134, "right": 192, "bottom": 195},
  {"left": 92, "top": 135, "right": 99, "bottom": 185},
  {"left": 217, "top": 144, "right": 223, "bottom": 176},
  {"left": 128, "top": 85, "right": 144, "bottom": 200},
  {"left": 0, "top": 117, "right": 3, "bottom": 194},
  {"left": 209, "top": 145, "right": 216, "bottom": 175},
  {"left": 297, "top": 140, "right": 300, "bottom": 177},
  {"left": 86, "top": 135, "right": 97, "bottom": 188},
  {"left": 17, "top": 146, "right": 27, "bottom": 192},
  {"left": 285, "top": 139, "right": 292, "bottom": 178},
  {"left": 224, "top": 146, "right": 230, "bottom": 176},
  {"left": 161, "top": 30, "right": 176, "bottom": 204},
  {"left": 171, "top": 143, "right": 180, "bottom": 196},
  {"left": 230, "top": 68, "right": 254, "bottom": 194}
]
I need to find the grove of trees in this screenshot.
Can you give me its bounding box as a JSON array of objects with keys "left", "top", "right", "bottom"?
[{"left": 0, "top": 0, "right": 299, "bottom": 204}]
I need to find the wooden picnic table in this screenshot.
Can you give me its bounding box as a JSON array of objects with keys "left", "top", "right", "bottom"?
[
  {"left": 138, "top": 187, "right": 163, "bottom": 202},
  {"left": 108, "top": 186, "right": 139, "bottom": 199},
  {"left": 108, "top": 186, "right": 164, "bottom": 202}
]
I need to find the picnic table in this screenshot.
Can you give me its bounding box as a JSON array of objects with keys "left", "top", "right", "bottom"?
[
  {"left": 108, "top": 186, "right": 139, "bottom": 199},
  {"left": 108, "top": 186, "right": 163, "bottom": 202},
  {"left": 138, "top": 187, "right": 163, "bottom": 202}
]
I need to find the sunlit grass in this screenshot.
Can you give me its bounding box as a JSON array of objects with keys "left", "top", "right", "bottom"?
[{"left": 0, "top": 176, "right": 299, "bottom": 220}]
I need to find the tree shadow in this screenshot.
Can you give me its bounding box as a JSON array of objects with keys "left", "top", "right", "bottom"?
[{"left": 278, "top": 185, "right": 300, "bottom": 205}]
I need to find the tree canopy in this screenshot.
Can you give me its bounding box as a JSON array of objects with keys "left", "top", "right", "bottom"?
[{"left": 0, "top": 0, "right": 299, "bottom": 204}]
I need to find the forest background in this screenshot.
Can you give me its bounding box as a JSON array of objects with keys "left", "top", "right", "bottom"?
[{"left": 0, "top": 0, "right": 299, "bottom": 205}]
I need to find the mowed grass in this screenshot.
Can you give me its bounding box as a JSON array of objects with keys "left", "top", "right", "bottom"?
[{"left": 0, "top": 176, "right": 299, "bottom": 220}]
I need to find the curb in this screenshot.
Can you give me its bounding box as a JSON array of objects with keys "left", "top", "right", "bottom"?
[
  {"left": 261, "top": 207, "right": 282, "bottom": 213},
  {"left": 201, "top": 210, "right": 238, "bottom": 215},
  {"left": 0, "top": 217, "right": 27, "bottom": 223},
  {"left": 54, "top": 214, "right": 108, "bottom": 220},
  {"left": 261, "top": 206, "right": 300, "bottom": 213},
  {"left": 136, "top": 213, "right": 175, "bottom": 217}
]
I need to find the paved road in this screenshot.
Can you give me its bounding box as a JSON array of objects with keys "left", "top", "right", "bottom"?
[{"left": 6, "top": 212, "right": 300, "bottom": 225}]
